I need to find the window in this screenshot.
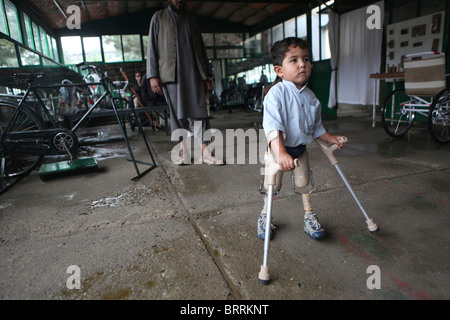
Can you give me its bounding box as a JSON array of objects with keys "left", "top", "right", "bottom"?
[
  {"left": 0, "top": 38, "right": 18, "bottom": 67},
  {"left": 142, "top": 35, "right": 148, "bottom": 60},
  {"left": 202, "top": 33, "right": 214, "bottom": 46},
  {"left": 122, "top": 34, "right": 141, "bottom": 61},
  {"left": 272, "top": 23, "right": 283, "bottom": 44},
  {"left": 102, "top": 35, "right": 122, "bottom": 62},
  {"left": 4, "top": 0, "right": 22, "bottom": 43},
  {"left": 19, "top": 46, "right": 40, "bottom": 66},
  {"left": 297, "top": 14, "right": 307, "bottom": 40},
  {"left": 215, "top": 33, "right": 242, "bottom": 46},
  {"left": 23, "top": 13, "right": 34, "bottom": 49},
  {"left": 83, "top": 37, "right": 102, "bottom": 62},
  {"left": 216, "top": 48, "right": 243, "bottom": 59},
  {"left": 61, "top": 36, "right": 82, "bottom": 65},
  {"left": 39, "top": 26, "right": 48, "bottom": 56},
  {"left": 320, "top": 10, "right": 331, "bottom": 60},
  {"left": 51, "top": 37, "right": 59, "bottom": 62},
  {"left": 32, "top": 22, "right": 41, "bottom": 52},
  {"left": 244, "top": 34, "right": 261, "bottom": 57},
  {"left": 284, "top": 18, "right": 296, "bottom": 38},
  {"left": 311, "top": 0, "right": 333, "bottom": 61},
  {"left": 0, "top": 0, "right": 7, "bottom": 35}
]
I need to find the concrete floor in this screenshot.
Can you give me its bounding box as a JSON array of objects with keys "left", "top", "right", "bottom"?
[{"left": 0, "top": 108, "right": 449, "bottom": 300}]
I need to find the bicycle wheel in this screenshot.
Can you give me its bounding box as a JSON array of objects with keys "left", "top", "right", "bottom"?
[
  {"left": 381, "top": 89, "right": 414, "bottom": 138},
  {"left": 0, "top": 100, "right": 45, "bottom": 179},
  {"left": 428, "top": 88, "right": 450, "bottom": 144}
]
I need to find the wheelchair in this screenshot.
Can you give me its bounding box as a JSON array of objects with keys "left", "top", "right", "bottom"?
[{"left": 381, "top": 52, "right": 449, "bottom": 144}]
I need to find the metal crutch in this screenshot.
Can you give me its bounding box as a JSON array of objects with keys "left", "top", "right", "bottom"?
[
  {"left": 315, "top": 137, "right": 379, "bottom": 233},
  {"left": 258, "top": 153, "right": 300, "bottom": 285}
]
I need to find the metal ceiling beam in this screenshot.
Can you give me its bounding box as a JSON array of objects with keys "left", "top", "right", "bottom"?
[
  {"left": 52, "top": 0, "right": 68, "bottom": 19},
  {"left": 80, "top": 0, "right": 91, "bottom": 21},
  {"left": 103, "top": 0, "right": 109, "bottom": 18}
]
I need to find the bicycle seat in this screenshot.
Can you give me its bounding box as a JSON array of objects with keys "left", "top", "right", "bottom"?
[{"left": 13, "top": 72, "right": 45, "bottom": 85}]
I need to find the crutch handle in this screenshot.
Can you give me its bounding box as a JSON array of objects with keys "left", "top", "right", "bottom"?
[
  {"left": 316, "top": 137, "right": 348, "bottom": 166},
  {"left": 264, "top": 155, "right": 301, "bottom": 180}
]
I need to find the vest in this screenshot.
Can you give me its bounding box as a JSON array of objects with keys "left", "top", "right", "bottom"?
[{"left": 156, "top": 9, "right": 209, "bottom": 83}]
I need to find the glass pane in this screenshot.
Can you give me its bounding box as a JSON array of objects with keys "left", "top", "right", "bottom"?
[
  {"left": 142, "top": 35, "right": 148, "bottom": 59},
  {"left": 51, "top": 37, "right": 59, "bottom": 62},
  {"left": 23, "top": 13, "right": 34, "bottom": 49},
  {"left": 244, "top": 35, "right": 256, "bottom": 57},
  {"left": 206, "top": 48, "right": 213, "bottom": 59},
  {"left": 216, "top": 48, "right": 242, "bottom": 59},
  {"left": 42, "top": 56, "right": 59, "bottom": 66},
  {"left": 46, "top": 34, "right": 53, "bottom": 59},
  {"left": 61, "top": 36, "right": 83, "bottom": 65},
  {"left": 311, "top": 6, "right": 320, "bottom": 61},
  {"left": 19, "top": 46, "right": 40, "bottom": 66},
  {"left": 297, "top": 14, "right": 307, "bottom": 39},
  {"left": 102, "top": 35, "right": 123, "bottom": 62},
  {"left": 122, "top": 34, "right": 141, "bottom": 61},
  {"left": 32, "top": 22, "right": 41, "bottom": 53},
  {"left": 4, "top": 0, "right": 22, "bottom": 43},
  {"left": 320, "top": 12, "right": 331, "bottom": 60},
  {"left": 202, "top": 33, "right": 214, "bottom": 46},
  {"left": 214, "top": 33, "right": 242, "bottom": 46},
  {"left": 0, "top": 0, "right": 8, "bottom": 35},
  {"left": 285, "top": 18, "right": 296, "bottom": 38},
  {"left": 39, "top": 26, "right": 48, "bottom": 56},
  {"left": 272, "top": 23, "right": 283, "bottom": 44},
  {"left": 83, "top": 36, "right": 102, "bottom": 62},
  {"left": 0, "top": 38, "right": 18, "bottom": 67}
]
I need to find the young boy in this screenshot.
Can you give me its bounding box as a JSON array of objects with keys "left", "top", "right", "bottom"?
[{"left": 258, "top": 37, "right": 345, "bottom": 240}]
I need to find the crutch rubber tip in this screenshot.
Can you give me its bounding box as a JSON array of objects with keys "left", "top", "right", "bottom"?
[
  {"left": 258, "top": 278, "right": 271, "bottom": 285},
  {"left": 366, "top": 219, "right": 379, "bottom": 233},
  {"left": 258, "top": 266, "right": 270, "bottom": 285}
]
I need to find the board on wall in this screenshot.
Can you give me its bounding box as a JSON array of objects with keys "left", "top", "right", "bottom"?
[{"left": 386, "top": 11, "right": 444, "bottom": 72}]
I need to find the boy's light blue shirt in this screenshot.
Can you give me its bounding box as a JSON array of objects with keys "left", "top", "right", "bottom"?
[{"left": 263, "top": 80, "right": 326, "bottom": 147}]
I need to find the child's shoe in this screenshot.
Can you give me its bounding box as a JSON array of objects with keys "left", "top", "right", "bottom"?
[
  {"left": 257, "top": 213, "right": 275, "bottom": 240},
  {"left": 304, "top": 212, "right": 326, "bottom": 239}
]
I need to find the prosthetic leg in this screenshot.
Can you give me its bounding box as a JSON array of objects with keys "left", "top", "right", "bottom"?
[{"left": 315, "top": 137, "right": 379, "bottom": 232}]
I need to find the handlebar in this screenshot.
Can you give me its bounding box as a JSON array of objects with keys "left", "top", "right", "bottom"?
[{"left": 76, "top": 62, "right": 103, "bottom": 80}]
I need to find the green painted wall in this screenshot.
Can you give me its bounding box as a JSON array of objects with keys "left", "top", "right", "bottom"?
[{"left": 308, "top": 59, "right": 336, "bottom": 119}]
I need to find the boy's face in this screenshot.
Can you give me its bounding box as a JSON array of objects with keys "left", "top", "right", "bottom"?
[{"left": 274, "top": 45, "right": 312, "bottom": 90}]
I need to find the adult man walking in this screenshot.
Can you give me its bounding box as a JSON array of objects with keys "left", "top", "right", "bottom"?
[{"left": 147, "top": 0, "right": 223, "bottom": 165}]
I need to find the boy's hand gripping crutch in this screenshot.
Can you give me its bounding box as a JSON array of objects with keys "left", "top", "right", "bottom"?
[
  {"left": 315, "top": 137, "right": 379, "bottom": 233},
  {"left": 258, "top": 153, "right": 300, "bottom": 285}
]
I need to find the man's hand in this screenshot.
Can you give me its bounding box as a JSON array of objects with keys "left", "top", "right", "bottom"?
[{"left": 150, "top": 77, "right": 164, "bottom": 95}]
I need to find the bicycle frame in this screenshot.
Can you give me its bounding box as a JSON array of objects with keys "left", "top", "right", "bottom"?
[
  {"left": 2, "top": 75, "right": 126, "bottom": 156},
  {"left": 1, "top": 66, "right": 157, "bottom": 194}
]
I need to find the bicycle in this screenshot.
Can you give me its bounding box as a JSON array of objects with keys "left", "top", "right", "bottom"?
[
  {"left": 381, "top": 52, "right": 449, "bottom": 143},
  {"left": 0, "top": 63, "right": 156, "bottom": 195}
]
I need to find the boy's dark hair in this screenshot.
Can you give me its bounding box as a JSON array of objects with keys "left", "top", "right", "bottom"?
[
  {"left": 264, "top": 37, "right": 311, "bottom": 92},
  {"left": 270, "top": 37, "right": 311, "bottom": 66}
]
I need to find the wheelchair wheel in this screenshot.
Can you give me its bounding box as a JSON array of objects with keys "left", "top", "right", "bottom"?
[
  {"left": 381, "top": 89, "right": 414, "bottom": 138},
  {"left": 428, "top": 88, "right": 450, "bottom": 144}
]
